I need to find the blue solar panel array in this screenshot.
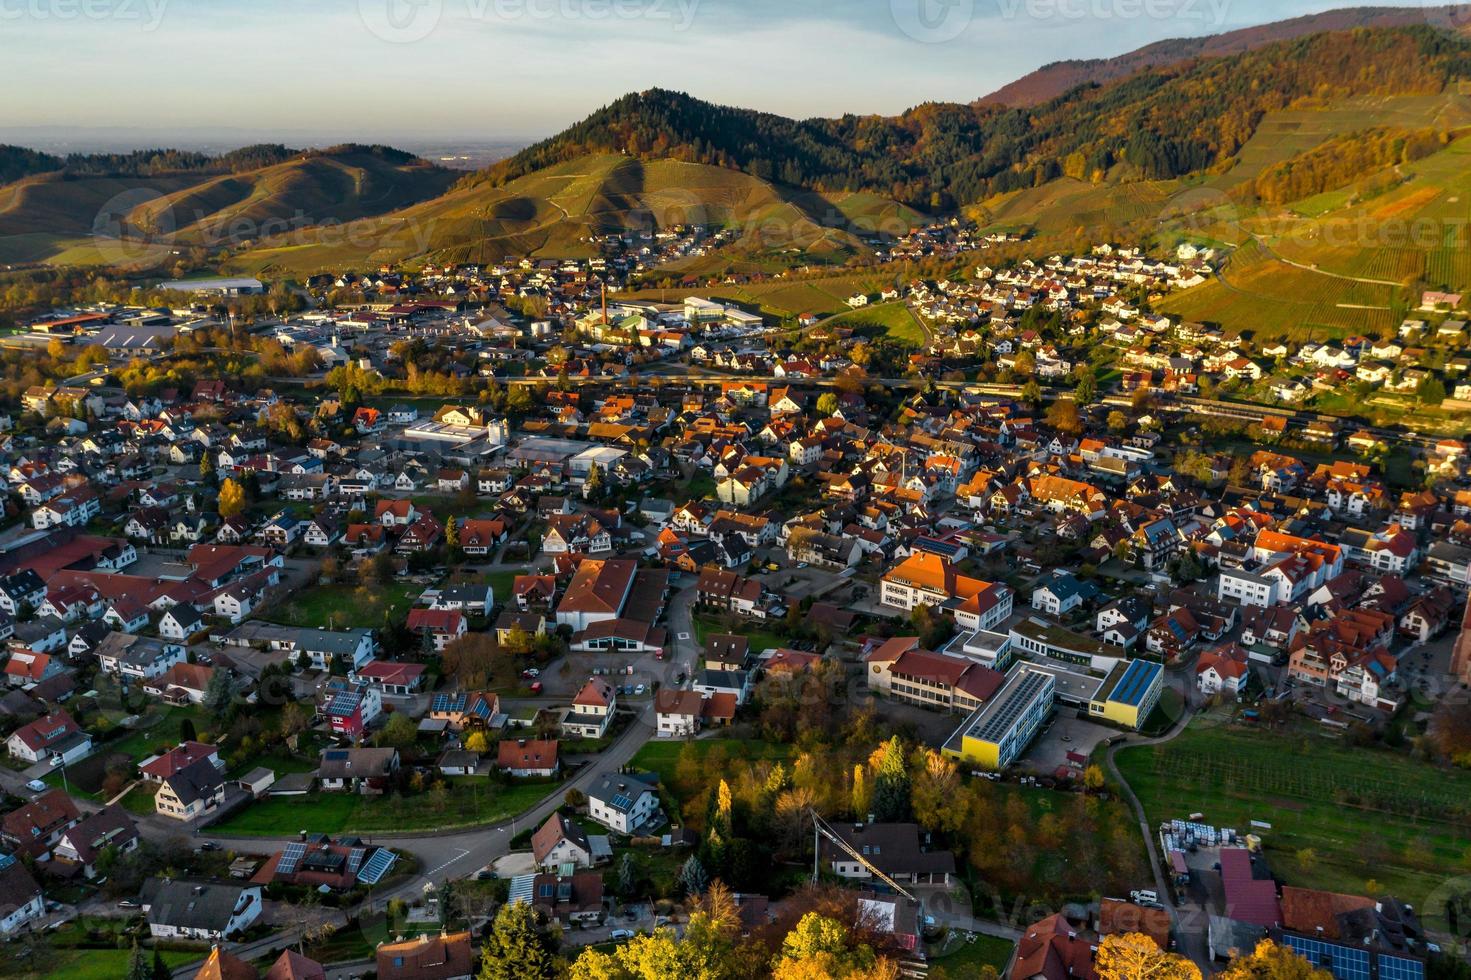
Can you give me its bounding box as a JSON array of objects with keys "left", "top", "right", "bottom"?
[
  {"left": 277, "top": 842, "right": 307, "bottom": 876},
  {"left": 1380, "top": 957, "right": 1426, "bottom": 980},
  {"left": 327, "top": 692, "right": 360, "bottom": 716},
  {"left": 356, "top": 848, "right": 397, "bottom": 885},
  {"left": 431, "top": 693, "right": 465, "bottom": 713},
  {"left": 1110, "top": 660, "right": 1162, "bottom": 707},
  {"left": 1282, "top": 936, "right": 1371, "bottom": 980},
  {"left": 609, "top": 794, "right": 633, "bottom": 811}
]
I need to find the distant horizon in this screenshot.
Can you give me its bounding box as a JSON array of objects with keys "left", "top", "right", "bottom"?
[{"left": 0, "top": 0, "right": 1452, "bottom": 152}]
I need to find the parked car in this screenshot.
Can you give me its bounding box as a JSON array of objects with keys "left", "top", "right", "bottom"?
[
  {"left": 25, "top": 779, "right": 46, "bottom": 793},
  {"left": 610, "top": 929, "right": 635, "bottom": 941}
]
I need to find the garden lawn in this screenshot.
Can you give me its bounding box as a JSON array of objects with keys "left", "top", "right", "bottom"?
[
  {"left": 263, "top": 583, "right": 417, "bottom": 629},
  {"left": 45, "top": 705, "right": 211, "bottom": 797},
  {"left": 485, "top": 570, "right": 523, "bottom": 600},
  {"left": 630, "top": 738, "right": 792, "bottom": 787},
  {"left": 1114, "top": 717, "right": 1471, "bottom": 930},
  {"left": 691, "top": 615, "right": 786, "bottom": 656},
  {"left": 23, "top": 948, "right": 199, "bottom": 980},
  {"left": 210, "top": 778, "right": 563, "bottom": 836},
  {"left": 931, "top": 933, "right": 1015, "bottom": 975}
]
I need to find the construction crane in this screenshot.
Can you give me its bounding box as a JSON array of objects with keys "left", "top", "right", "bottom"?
[{"left": 810, "top": 810, "right": 917, "bottom": 904}]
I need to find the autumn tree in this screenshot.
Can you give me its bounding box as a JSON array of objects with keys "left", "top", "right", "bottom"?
[
  {"left": 1430, "top": 700, "right": 1471, "bottom": 768},
  {"left": 1095, "top": 933, "right": 1201, "bottom": 980},
  {"left": 1217, "top": 940, "right": 1331, "bottom": 980},
  {"left": 217, "top": 478, "right": 247, "bottom": 518},
  {"left": 1045, "top": 398, "right": 1083, "bottom": 435},
  {"left": 774, "top": 912, "right": 896, "bottom": 980}
]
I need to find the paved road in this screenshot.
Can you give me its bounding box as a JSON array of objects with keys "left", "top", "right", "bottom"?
[{"left": 1102, "top": 699, "right": 1211, "bottom": 971}]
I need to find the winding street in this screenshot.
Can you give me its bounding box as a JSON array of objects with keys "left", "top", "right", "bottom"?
[{"left": 1102, "top": 685, "right": 1210, "bottom": 972}]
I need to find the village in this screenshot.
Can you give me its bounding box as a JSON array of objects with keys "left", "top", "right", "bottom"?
[{"left": 0, "top": 236, "right": 1465, "bottom": 980}]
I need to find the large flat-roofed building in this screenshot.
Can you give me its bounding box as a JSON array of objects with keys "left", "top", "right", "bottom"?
[
  {"left": 508, "top": 437, "right": 595, "bottom": 469},
  {"left": 942, "top": 666, "right": 1054, "bottom": 770},
  {"left": 1010, "top": 617, "right": 1123, "bottom": 673},
  {"left": 158, "top": 276, "right": 264, "bottom": 296},
  {"left": 1088, "top": 659, "right": 1165, "bottom": 730}
]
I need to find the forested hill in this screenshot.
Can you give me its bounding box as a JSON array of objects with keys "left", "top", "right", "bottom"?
[
  {"left": 0, "top": 143, "right": 426, "bottom": 185},
  {"left": 472, "top": 25, "right": 1471, "bottom": 211},
  {"left": 978, "top": 5, "right": 1467, "bottom": 107}
]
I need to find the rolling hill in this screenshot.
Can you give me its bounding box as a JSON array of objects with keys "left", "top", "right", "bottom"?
[
  {"left": 0, "top": 146, "right": 457, "bottom": 267},
  {"left": 221, "top": 154, "right": 927, "bottom": 276},
  {"left": 977, "top": 5, "right": 1470, "bottom": 107}
]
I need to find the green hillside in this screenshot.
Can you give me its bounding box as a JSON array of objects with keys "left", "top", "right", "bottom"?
[
  {"left": 222, "top": 154, "right": 926, "bottom": 276},
  {"left": 0, "top": 148, "right": 456, "bottom": 268}
]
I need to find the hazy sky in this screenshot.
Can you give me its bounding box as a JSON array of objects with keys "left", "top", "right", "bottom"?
[{"left": 0, "top": 0, "right": 1444, "bottom": 146}]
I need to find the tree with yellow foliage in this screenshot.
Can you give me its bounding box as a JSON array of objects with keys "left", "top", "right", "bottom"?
[
  {"left": 217, "top": 477, "right": 247, "bottom": 518},
  {"left": 1217, "top": 940, "right": 1331, "bottom": 980},
  {"left": 773, "top": 912, "right": 898, "bottom": 980},
  {"left": 1095, "top": 933, "right": 1201, "bottom": 980}
]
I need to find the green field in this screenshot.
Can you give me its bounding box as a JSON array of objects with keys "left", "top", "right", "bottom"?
[
  {"left": 1115, "top": 717, "right": 1471, "bottom": 928},
  {"left": 263, "top": 583, "right": 417, "bottom": 630},
  {"left": 827, "top": 301, "right": 928, "bottom": 347},
  {"left": 210, "top": 777, "right": 562, "bottom": 836}
]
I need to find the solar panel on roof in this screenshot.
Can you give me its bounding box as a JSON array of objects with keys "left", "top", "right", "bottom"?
[
  {"left": 610, "top": 794, "right": 633, "bottom": 810},
  {"left": 325, "top": 749, "right": 348, "bottom": 761},
  {"left": 1111, "top": 660, "right": 1160, "bottom": 707},
  {"left": 1281, "top": 936, "right": 1371, "bottom": 980},
  {"left": 1381, "top": 957, "right": 1425, "bottom": 980},
  {"left": 972, "top": 670, "right": 1049, "bottom": 743},
  {"left": 346, "top": 847, "right": 366, "bottom": 875},
  {"left": 277, "top": 842, "right": 307, "bottom": 876},
  {"left": 356, "top": 848, "right": 397, "bottom": 885}
]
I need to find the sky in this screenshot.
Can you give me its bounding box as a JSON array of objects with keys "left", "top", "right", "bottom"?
[{"left": 0, "top": 0, "right": 1448, "bottom": 148}]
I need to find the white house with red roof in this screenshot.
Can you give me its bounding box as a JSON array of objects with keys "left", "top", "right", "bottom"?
[
  {"left": 563, "top": 678, "right": 617, "bottom": 738},
  {"left": 352, "top": 660, "right": 427, "bottom": 697},
  {"left": 1195, "top": 646, "right": 1250, "bottom": 700},
  {"left": 139, "top": 742, "right": 222, "bottom": 783},
  {"left": 405, "top": 608, "right": 466, "bottom": 652},
  {"left": 6, "top": 709, "right": 90, "bottom": 765}
]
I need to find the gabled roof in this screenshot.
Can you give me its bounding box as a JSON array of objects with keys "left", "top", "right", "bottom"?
[{"left": 531, "top": 812, "right": 590, "bottom": 865}]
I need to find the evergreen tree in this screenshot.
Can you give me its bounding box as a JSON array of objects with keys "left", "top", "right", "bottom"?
[
  {"left": 125, "top": 941, "right": 150, "bottom": 980},
  {"left": 871, "top": 736, "right": 911, "bottom": 823},
  {"left": 478, "top": 901, "right": 558, "bottom": 980},
  {"left": 679, "top": 854, "right": 709, "bottom": 896}
]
